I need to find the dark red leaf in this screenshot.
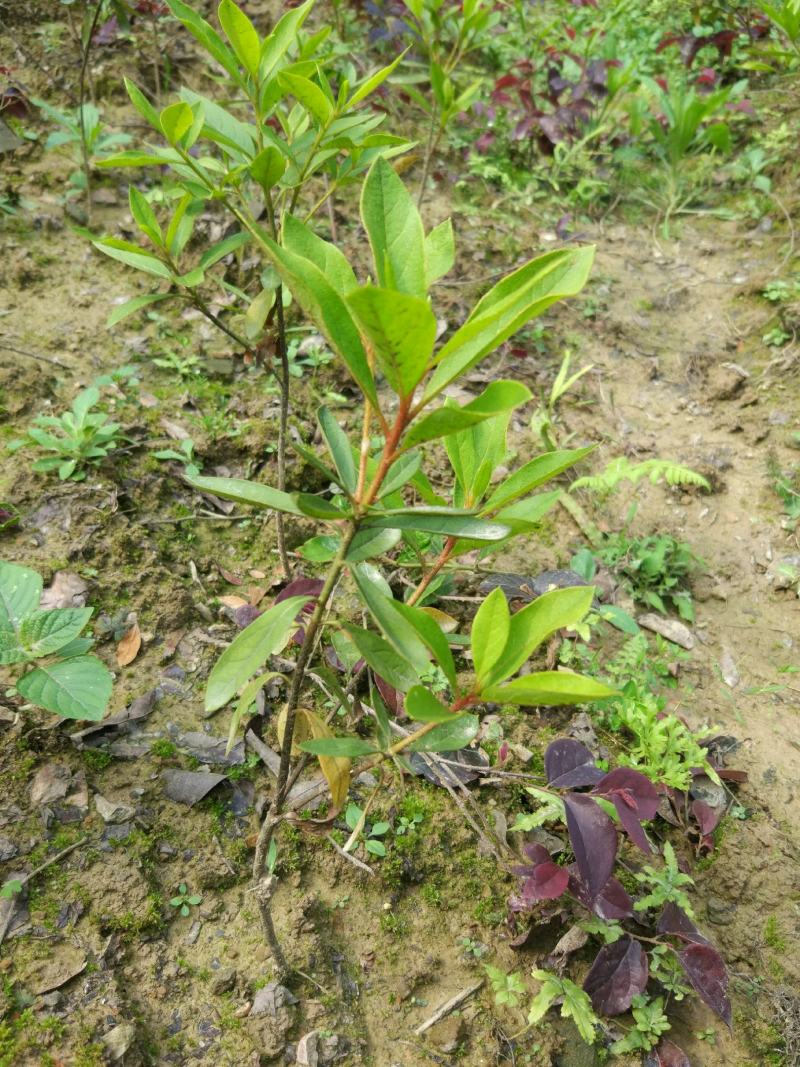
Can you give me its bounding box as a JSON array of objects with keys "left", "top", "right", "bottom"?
[
  {"left": 522, "top": 842, "right": 552, "bottom": 865},
  {"left": 375, "top": 674, "right": 404, "bottom": 717},
  {"left": 276, "top": 578, "right": 322, "bottom": 644},
  {"left": 563, "top": 793, "right": 617, "bottom": 901},
  {"left": 692, "top": 800, "right": 724, "bottom": 836},
  {"left": 583, "top": 936, "right": 648, "bottom": 1015},
  {"left": 517, "top": 861, "right": 570, "bottom": 904},
  {"left": 717, "top": 768, "right": 748, "bottom": 783},
  {"left": 545, "top": 739, "right": 604, "bottom": 788},
  {"left": 657, "top": 902, "right": 710, "bottom": 946},
  {"left": 570, "top": 869, "right": 634, "bottom": 919},
  {"left": 593, "top": 767, "right": 659, "bottom": 853},
  {"left": 645, "top": 1039, "right": 692, "bottom": 1067},
  {"left": 678, "top": 943, "right": 731, "bottom": 1026}
]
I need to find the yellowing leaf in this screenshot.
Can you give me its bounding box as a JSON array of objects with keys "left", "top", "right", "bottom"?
[
  {"left": 116, "top": 622, "right": 142, "bottom": 666},
  {"left": 278, "top": 707, "right": 351, "bottom": 810}
]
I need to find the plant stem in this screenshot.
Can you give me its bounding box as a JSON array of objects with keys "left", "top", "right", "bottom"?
[
  {"left": 417, "top": 106, "right": 442, "bottom": 209},
  {"left": 78, "top": 0, "right": 104, "bottom": 224}
]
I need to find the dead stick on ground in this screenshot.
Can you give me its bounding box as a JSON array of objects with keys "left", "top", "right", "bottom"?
[
  {"left": 413, "top": 980, "right": 484, "bottom": 1035},
  {"left": 326, "top": 833, "right": 374, "bottom": 876},
  {"left": 0, "top": 838, "right": 88, "bottom": 948},
  {"left": 0, "top": 342, "right": 70, "bottom": 369}
]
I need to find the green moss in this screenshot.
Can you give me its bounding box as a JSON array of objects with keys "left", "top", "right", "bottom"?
[
  {"left": 150, "top": 739, "right": 178, "bottom": 759},
  {"left": 764, "top": 916, "right": 786, "bottom": 951},
  {"left": 81, "top": 749, "right": 113, "bottom": 772},
  {"left": 380, "top": 910, "right": 409, "bottom": 937}
]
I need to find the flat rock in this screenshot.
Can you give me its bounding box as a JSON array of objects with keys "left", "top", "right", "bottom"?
[
  {"left": 209, "top": 967, "right": 236, "bottom": 995},
  {"left": 102, "top": 1022, "right": 137, "bottom": 1061},
  {"left": 95, "top": 794, "right": 136, "bottom": 824},
  {"left": 637, "top": 614, "right": 695, "bottom": 650}
]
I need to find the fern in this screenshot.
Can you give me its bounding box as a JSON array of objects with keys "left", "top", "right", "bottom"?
[{"left": 570, "top": 457, "right": 709, "bottom": 495}]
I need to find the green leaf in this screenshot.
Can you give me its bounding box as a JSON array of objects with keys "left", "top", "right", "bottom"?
[
  {"left": 424, "top": 247, "right": 595, "bottom": 401},
  {"left": 198, "top": 230, "right": 250, "bottom": 270},
  {"left": 282, "top": 215, "right": 357, "bottom": 297},
  {"left": 365, "top": 838, "right": 386, "bottom": 856},
  {"left": 482, "top": 447, "right": 594, "bottom": 513},
  {"left": 345, "top": 527, "right": 401, "bottom": 563},
  {"left": 318, "top": 407, "right": 357, "bottom": 494},
  {"left": 483, "top": 586, "right": 596, "bottom": 687},
  {"left": 124, "top": 78, "right": 160, "bottom": 130},
  {"left": 343, "top": 624, "right": 420, "bottom": 692},
  {"left": 364, "top": 507, "right": 509, "bottom": 542},
  {"left": 107, "top": 292, "right": 169, "bottom": 328},
  {"left": 254, "top": 230, "right": 378, "bottom": 408},
  {"left": 250, "top": 145, "right": 286, "bottom": 192},
  {"left": 347, "top": 51, "right": 406, "bottom": 109},
  {"left": 0, "top": 631, "right": 26, "bottom": 665},
  {"left": 166, "top": 0, "right": 241, "bottom": 82},
  {"left": 278, "top": 71, "right": 334, "bottom": 125},
  {"left": 298, "top": 736, "right": 378, "bottom": 757},
  {"left": 128, "top": 186, "right": 162, "bottom": 246},
  {"left": 298, "top": 534, "right": 340, "bottom": 562},
  {"left": 406, "top": 713, "right": 479, "bottom": 752},
  {"left": 186, "top": 474, "right": 303, "bottom": 515},
  {"left": 160, "top": 101, "right": 194, "bottom": 145},
  {"left": 470, "top": 586, "right": 510, "bottom": 684},
  {"left": 93, "top": 237, "right": 172, "bottom": 280},
  {"left": 361, "top": 157, "right": 426, "bottom": 297},
  {"left": 530, "top": 972, "right": 599, "bottom": 1046},
  {"left": 227, "top": 669, "right": 284, "bottom": 754},
  {"left": 352, "top": 565, "right": 431, "bottom": 674},
  {"left": 389, "top": 598, "right": 457, "bottom": 690},
  {"left": 260, "top": 0, "right": 314, "bottom": 78},
  {"left": 483, "top": 671, "right": 617, "bottom": 706},
  {"left": 0, "top": 561, "right": 43, "bottom": 632},
  {"left": 16, "top": 656, "right": 113, "bottom": 721},
  {"left": 205, "top": 595, "right": 308, "bottom": 711},
  {"left": 405, "top": 685, "right": 453, "bottom": 722},
  {"left": 347, "top": 285, "right": 436, "bottom": 397},
  {"left": 403, "top": 379, "right": 532, "bottom": 449},
  {"left": 218, "top": 0, "right": 261, "bottom": 78},
  {"left": 245, "top": 287, "right": 275, "bottom": 340},
  {"left": 18, "top": 608, "right": 92, "bottom": 658},
  {"left": 378, "top": 451, "right": 421, "bottom": 498},
  {"left": 425, "top": 218, "right": 454, "bottom": 285},
  {"left": 293, "top": 493, "right": 349, "bottom": 520}
]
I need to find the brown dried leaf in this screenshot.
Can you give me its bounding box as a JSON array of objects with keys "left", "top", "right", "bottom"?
[
  {"left": 116, "top": 622, "right": 142, "bottom": 666},
  {"left": 218, "top": 595, "right": 248, "bottom": 609}
]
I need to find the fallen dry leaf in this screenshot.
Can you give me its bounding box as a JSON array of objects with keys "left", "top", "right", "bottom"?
[
  {"left": 218, "top": 595, "right": 248, "bottom": 609},
  {"left": 160, "top": 417, "right": 190, "bottom": 440},
  {"left": 219, "top": 567, "right": 243, "bottom": 585},
  {"left": 248, "top": 585, "right": 267, "bottom": 606},
  {"left": 116, "top": 622, "right": 142, "bottom": 666}
]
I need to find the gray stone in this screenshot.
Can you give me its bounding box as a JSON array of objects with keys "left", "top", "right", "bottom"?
[
  {"left": 637, "top": 614, "right": 695, "bottom": 650},
  {"left": 95, "top": 795, "right": 136, "bottom": 824},
  {"left": 210, "top": 967, "right": 236, "bottom": 995},
  {"left": 101, "top": 1022, "right": 136, "bottom": 1061}
]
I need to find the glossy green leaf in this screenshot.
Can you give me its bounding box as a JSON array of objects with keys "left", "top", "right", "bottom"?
[
  {"left": 424, "top": 247, "right": 595, "bottom": 401},
  {"left": 403, "top": 379, "right": 532, "bottom": 449},
  {"left": 365, "top": 508, "right": 509, "bottom": 542},
  {"left": 124, "top": 78, "right": 160, "bottom": 130},
  {"left": 17, "top": 656, "right": 113, "bottom": 721},
  {"left": 18, "top": 608, "right": 92, "bottom": 658},
  {"left": 361, "top": 157, "right": 426, "bottom": 297},
  {"left": 293, "top": 493, "right": 349, "bottom": 520},
  {"left": 483, "top": 671, "right": 617, "bottom": 706},
  {"left": 298, "top": 534, "right": 340, "bottom": 562},
  {"left": 107, "top": 292, "right": 169, "bottom": 328},
  {"left": 254, "top": 230, "right": 379, "bottom": 408},
  {"left": 345, "top": 527, "right": 402, "bottom": 563},
  {"left": 166, "top": 0, "right": 241, "bottom": 82},
  {"left": 318, "top": 407, "right": 357, "bottom": 494},
  {"left": 186, "top": 474, "right": 303, "bottom": 515},
  {"left": 470, "top": 586, "right": 510, "bottom": 684},
  {"left": 227, "top": 669, "right": 284, "bottom": 754},
  {"left": 406, "top": 713, "right": 479, "bottom": 752},
  {"left": 425, "top": 218, "right": 454, "bottom": 285},
  {"left": 405, "top": 685, "right": 453, "bottom": 722},
  {"left": 298, "top": 736, "right": 378, "bottom": 757},
  {"left": 347, "top": 51, "right": 406, "bottom": 109},
  {"left": 251, "top": 145, "right": 286, "bottom": 192},
  {"left": 260, "top": 0, "right": 314, "bottom": 78},
  {"left": 378, "top": 451, "right": 421, "bottom": 498},
  {"left": 198, "top": 230, "right": 250, "bottom": 270},
  {"left": 205, "top": 595, "right": 308, "bottom": 711},
  {"left": 390, "top": 598, "right": 457, "bottom": 690},
  {"left": 93, "top": 238, "right": 172, "bottom": 280},
  {"left": 482, "top": 447, "right": 594, "bottom": 513},
  {"left": 282, "top": 215, "right": 358, "bottom": 297},
  {"left": 352, "top": 565, "right": 431, "bottom": 674},
  {"left": 128, "top": 186, "right": 162, "bottom": 246},
  {"left": 278, "top": 71, "right": 333, "bottom": 125},
  {"left": 347, "top": 285, "right": 436, "bottom": 398},
  {"left": 343, "top": 624, "right": 420, "bottom": 692},
  {"left": 218, "top": 0, "right": 261, "bottom": 78},
  {"left": 160, "top": 101, "right": 194, "bottom": 144},
  {"left": 483, "top": 586, "right": 595, "bottom": 688},
  {"left": 0, "top": 561, "right": 43, "bottom": 631}
]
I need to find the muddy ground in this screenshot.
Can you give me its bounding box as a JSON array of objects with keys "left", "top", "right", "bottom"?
[{"left": 1, "top": 6, "right": 799, "bottom": 1067}]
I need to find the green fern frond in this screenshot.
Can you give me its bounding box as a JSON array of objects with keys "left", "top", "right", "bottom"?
[{"left": 570, "top": 457, "right": 709, "bottom": 495}]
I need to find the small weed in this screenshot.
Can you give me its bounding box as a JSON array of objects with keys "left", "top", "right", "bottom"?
[{"left": 169, "top": 883, "right": 202, "bottom": 918}]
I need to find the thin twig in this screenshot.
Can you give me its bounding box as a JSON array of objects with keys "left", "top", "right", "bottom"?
[
  {"left": 0, "top": 341, "right": 70, "bottom": 369},
  {"left": 326, "top": 833, "right": 374, "bottom": 876},
  {"left": 413, "top": 980, "right": 484, "bottom": 1035}
]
